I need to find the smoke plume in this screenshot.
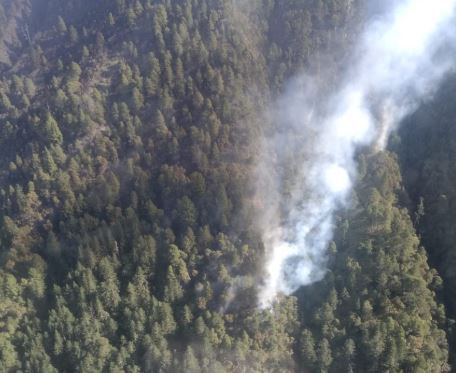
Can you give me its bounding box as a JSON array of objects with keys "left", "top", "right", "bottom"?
[{"left": 259, "top": 0, "right": 456, "bottom": 307}]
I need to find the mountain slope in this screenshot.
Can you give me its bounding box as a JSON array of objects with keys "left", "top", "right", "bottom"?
[{"left": 0, "top": 0, "right": 452, "bottom": 372}]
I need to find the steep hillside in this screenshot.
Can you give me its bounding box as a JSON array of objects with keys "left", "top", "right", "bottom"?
[
  {"left": 0, "top": 0, "right": 452, "bottom": 372},
  {"left": 397, "top": 74, "right": 456, "bottom": 368},
  {"left": 0, "top": 0, "right": 32, "bottom": 66}
]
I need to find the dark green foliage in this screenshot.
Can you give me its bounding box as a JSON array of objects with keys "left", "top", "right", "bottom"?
[
  {"left": 397, "top": 75, "right": 456, "bottom": 367},
  {"left": 295, "top": 152, "right": 449, "bottom": 372},
  {"left": 0, "top": 0, "right": 452, "bottom": 372}
]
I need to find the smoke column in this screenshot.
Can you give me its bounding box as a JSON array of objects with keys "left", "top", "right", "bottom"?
[{"left": 259, "top": 0, "right": 456, "bottom": 307}]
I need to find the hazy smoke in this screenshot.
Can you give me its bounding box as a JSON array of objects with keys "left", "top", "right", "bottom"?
[{"left": 259, "top": 0, "right": 456, "bottom": 307}]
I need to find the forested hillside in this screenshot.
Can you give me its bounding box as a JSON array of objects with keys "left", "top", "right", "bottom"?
[
  {"left": 0, "top": 0, "right": 454, "bottom": 372},
  {"left": 397, "top": 75, "right": 456, "bottom": 369}
]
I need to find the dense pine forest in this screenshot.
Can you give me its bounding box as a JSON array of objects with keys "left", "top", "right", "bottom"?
[{"left": 0, "top": 0, "right": 455, "bottom": 372}]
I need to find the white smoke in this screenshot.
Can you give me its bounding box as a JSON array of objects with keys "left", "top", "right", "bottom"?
[{"left": 259, "top": 0, "right": 456, "bottom": 307}]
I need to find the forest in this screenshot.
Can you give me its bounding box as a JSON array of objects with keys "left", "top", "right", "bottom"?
[{"left": 0, "top": 0, "right": 455, "bottom": 372}]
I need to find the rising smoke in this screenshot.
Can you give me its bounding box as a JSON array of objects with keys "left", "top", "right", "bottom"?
[{"left": 259, "top": 0, "right": 456, "bottom": 307}]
